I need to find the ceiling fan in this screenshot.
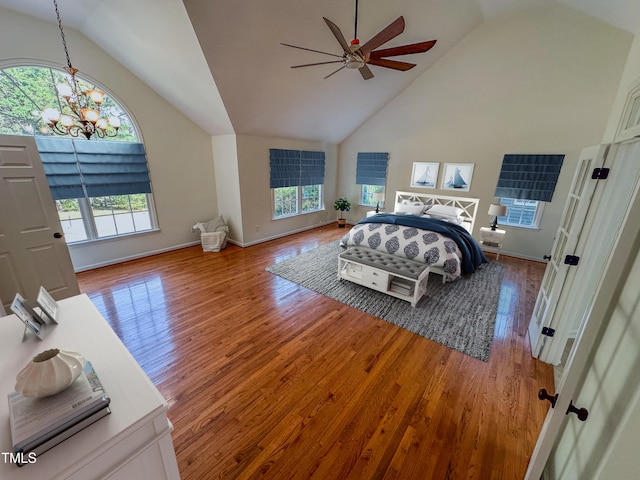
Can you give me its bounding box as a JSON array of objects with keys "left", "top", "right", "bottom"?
[{"left": 281, "top": 0, "right": 437, "bottom": 80}]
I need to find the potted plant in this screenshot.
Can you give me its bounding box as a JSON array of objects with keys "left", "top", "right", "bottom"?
[{"left": 333, "top": 197, "right": 351, "bottom": 228}]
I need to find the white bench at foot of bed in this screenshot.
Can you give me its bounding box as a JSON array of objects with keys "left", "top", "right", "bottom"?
[{"left": 338, "top": 247, "right": 430, "bottom": 307}]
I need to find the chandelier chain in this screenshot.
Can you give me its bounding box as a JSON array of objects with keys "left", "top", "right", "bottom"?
[
  {"left": 53, "top": 0, "right": 74, "bottom": 72},
  {"left": 39, "top": 0, "right": 120, "bottom": 139}
]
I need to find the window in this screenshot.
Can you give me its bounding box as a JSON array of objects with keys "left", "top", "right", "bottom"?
[
  {"left": 273, "top": 185, "right": 323, "bottom": 218},
  {"left": 269, "top": 149, "right": 325, "bottom": 219},
  {"left": 356, "top": 152, "right": 388, "bottom": 205},
  {"left": 498, "top": 198, "right": 544, "bottom": 228},
  {"left": 0, "top": 64, "right": 157, "bottom": 244}
]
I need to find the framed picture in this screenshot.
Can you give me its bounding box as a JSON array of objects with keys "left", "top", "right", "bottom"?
[
  {"left": 37, "top": 286, "right": 59, "bottom": 324},
  {"left": 11, "top": 293, "right": 46, "bottom": 340},
  {"left": 410, "top": 162, "right": 439, "bottom": 189},
  {"left": 441, "top": 163, "right": 474, "bottom": 192}
]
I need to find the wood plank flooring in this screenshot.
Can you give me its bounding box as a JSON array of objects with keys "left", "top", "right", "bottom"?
[{"left": 76, "top": 226, "right": 554, "bottom": 479}]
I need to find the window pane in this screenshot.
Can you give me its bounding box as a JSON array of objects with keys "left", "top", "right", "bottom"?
[
  {"left": 301, "top": 185, "right": 321, "bottom": 212},
  {"left": 129, "top": 194, "right": 152, "bottom": 231},
  {"left": 91, "top": 197, "right": 118, "bottom": 237},
  {"left": 499, "top": 198, "right": 540, "bottom": 227},
  {"left": 56, "top": 199, "right": 87, "bottom": 243},
  {"left": 274, "top": 187, "right": 298, "bottom": 218},
  {"left": 91, "top": 195, "right": 153, "bottom": 238},
  {"left": 361, "top": 185, "right": 384, "bottom": 206}
]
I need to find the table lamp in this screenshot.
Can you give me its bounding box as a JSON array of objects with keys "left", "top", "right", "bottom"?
[
  {"left": 372, "top": 192, "right": 385, "bottom": 213},
  {"left": 488, "top": 203, "right": 507, "bottom": 230}
]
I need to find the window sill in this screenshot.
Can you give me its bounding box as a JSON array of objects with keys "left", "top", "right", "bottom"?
[
  {"left": 499, "top": 224, "right": 540, "bottom": 230},
  {"left": 273, "top": 209, "right": 325, "bottom": 221},
  {"left": 67, "top": 228, "right": 160, "bottom": 247}
]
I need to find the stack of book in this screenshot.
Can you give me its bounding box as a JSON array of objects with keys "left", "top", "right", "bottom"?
[
  {"left": 8, "top": 362, "right": 111, "bottom": 465},
  {"left": 389, "top": 277, "right": 415, "bottom": 296}
]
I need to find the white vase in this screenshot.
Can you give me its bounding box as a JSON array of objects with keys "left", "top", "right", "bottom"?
[{"left": 15, "top": 349, "right": 86, "bottom": 398}]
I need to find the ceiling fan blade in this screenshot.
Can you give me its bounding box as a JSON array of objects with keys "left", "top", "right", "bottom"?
[
  {"left": 291, "top": 60, "right": 343, "bottom": 69},
  {"left": 323, "top": 17, "right": 351, "bottom": 54},
  {"left": 367, "top": 57, "right": 416, "bottom": 71},
  {"left": 359, "top": 65, "right": 374, "bottom": 80},
  {"left": 359, "top": 16, "right": 405, "bottom": 56},
  {"left": 369, "top": 40, "right": 437, "bottom": 59},
  {"left": 324, "top": 65, "right": 346, "bottom": 79},
  {"left": 281, "top": 43, "right": 343, "bottom": 58}
]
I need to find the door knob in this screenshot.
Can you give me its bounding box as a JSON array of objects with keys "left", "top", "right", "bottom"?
[
  {"left": 538, "top": 388, "right": 558, "bottom": 408},
  {"left": 53, "top": 232, "right": 63, "bottom": 239},
  {"left": 566, "top": 401, "right": 589, "bottom": 421}
]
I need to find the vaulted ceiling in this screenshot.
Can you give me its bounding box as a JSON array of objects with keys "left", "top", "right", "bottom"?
[{"left": 0, "top": 0, "right": 639, "bottom": 143}]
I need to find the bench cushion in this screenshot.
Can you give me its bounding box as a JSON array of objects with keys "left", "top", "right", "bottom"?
[{"left": 339, "top": 247, "right": 428, "bottom": 280}]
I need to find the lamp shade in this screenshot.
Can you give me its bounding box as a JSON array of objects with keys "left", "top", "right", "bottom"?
[
  {"left": 488, "top": 203, "right": 507, "bottom": 217},
  {"left": 372, "top": 192, "right": 385, "bottom": 202}
]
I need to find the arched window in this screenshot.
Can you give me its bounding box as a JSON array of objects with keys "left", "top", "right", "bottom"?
[{"left": 0, "top": 64, "right": 157, "bottom": 244}]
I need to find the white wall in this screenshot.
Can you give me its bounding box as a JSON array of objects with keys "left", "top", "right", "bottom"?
[
  {"left": 0, "top": 7, "right": 218, "bottom": 271},
  {"left": 338, "top": 3, "right": 631, "bottom": 260},
  {"left": 213, "top": 134, "right": 243, "bottom": 243}
]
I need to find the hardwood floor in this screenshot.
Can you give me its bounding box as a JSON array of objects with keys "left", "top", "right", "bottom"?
[{"left": 76, "top": 226, "right": 554, "bottom": 479}]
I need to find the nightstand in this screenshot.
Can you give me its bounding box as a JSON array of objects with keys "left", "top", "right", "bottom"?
[
  {"left": 480, "top": 227, "right": 506, "bottom": 259},
  {"left": 366, "top": 210, "right": 384, "bottom": 217}
]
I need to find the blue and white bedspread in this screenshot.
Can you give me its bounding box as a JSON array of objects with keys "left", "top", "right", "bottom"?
[{"left": 340, "top": 213, "right": 488, "bottom": 279}]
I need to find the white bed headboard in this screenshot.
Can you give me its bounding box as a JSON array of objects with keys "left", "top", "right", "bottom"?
[{"left": 394, "top": 191, "right": 480, "bottom": 233}]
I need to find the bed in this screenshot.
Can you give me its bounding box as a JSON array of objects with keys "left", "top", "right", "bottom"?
[{"left": 339, "top": 191, "right": 487, "bottom": 282}]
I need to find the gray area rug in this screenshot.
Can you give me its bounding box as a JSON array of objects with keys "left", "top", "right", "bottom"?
[{"left": 265, "top": 240, "right": 505, "bottom": 362}]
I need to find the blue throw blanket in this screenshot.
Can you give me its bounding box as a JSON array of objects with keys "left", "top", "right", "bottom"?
[{"left": 358, "top": 214, "right": 488, "bottom": 274}]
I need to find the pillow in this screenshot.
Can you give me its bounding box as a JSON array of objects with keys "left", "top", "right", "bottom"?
[
  {"left": 394, "top": 202, "right": 425, "bottom": 215},
  {"left": 426, "top": 204, "right": 464, "bottom": 224},
  {"left": 205, "top": 215, "right": 229, "bottom": 233},
  {"left": 422, "top": 199, "right": 434, "bottom": 213},
  {"left": 428, "top": 204, "right": 464, "bottom": 217}
]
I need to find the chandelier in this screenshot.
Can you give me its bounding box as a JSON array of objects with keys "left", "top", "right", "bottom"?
[{"left": 39, "top": 0, "right": 120, "bottom": 140}]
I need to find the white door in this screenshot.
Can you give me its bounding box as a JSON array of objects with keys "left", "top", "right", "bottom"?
[
  {"left": 0, "top": 135, "right": 79, "bottom": 311},
  {"left": 528, "top": 144, "right": 603, "bottom": 359},
  {"left": 525, "top": 150, "right": 640, "bottom": 478}
]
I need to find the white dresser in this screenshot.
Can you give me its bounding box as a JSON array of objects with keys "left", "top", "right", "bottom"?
[{"left": 0, "top": 294, "right": 180, "bottom": 480}]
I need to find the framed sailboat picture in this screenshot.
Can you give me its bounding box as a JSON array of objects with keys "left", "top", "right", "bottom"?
[
  {"left": 410, "top": 162, "right": 439, "bottom": 189},
  {"left": 441, "top": 163, "right": 474, "bottom": 192}
]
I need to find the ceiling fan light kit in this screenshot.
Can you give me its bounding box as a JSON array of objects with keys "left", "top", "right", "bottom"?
[{"left": 282, "top": 1, "right": 436, "bottom": 80}]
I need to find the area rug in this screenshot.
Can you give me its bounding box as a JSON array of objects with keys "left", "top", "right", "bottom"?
[{"left": 265, "top": 240, "right": 505, "bottom": 362}]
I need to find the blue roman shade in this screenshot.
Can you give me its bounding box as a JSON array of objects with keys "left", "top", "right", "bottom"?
[
  {"left": 494, "top": 154, "right": 565, "bottom": 202},
  {"left": 36, "top": 137, "right": 84, "bottom": 200},
  {"left": 269, "top": 148, "right": 325, "bottom": 188},
  {"left": 36, "top": 137, "right": 152, "bottom": 200},
  {"left": 356, "top": 152, "right": 388, "bottom": 186}
]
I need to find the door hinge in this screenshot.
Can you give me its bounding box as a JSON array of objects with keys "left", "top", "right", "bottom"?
[
  {"left": 542, "top": 327, "right": 556, "bottom": 337},
  {"left": 592, "top": 167, "right": 610, "bottom": 180},
  {"left": 564, "top": 255, "right": 580, "bottom": 266}
]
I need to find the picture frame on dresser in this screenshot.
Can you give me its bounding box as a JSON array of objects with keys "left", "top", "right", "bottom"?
[
  {"left": 441, "top": 163, "right": 474, "bottom": 192},
  {"left": 410, "top": 162, "right": 439, "bottom": 188}
]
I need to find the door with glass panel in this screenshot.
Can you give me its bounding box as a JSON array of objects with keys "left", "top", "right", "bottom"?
[{"left": 528, "top": 145, "right": 602, "bottom": 361}]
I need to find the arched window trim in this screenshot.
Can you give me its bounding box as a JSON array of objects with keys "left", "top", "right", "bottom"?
[{"left": 0, "top": 58, "right": 144, "bottom": 143}]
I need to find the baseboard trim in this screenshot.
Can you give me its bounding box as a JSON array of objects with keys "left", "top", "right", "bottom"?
[
  {"left": 73, "top": 241, "right": 201, "bottom": 273},
  {"left": 229, "top": 220, "right": 338, "bottom": 248}
]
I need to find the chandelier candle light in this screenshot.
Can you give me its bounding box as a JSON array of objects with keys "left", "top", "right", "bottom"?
[{"left": 39, "top": 0, "right": 120, "bottom": 140}]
